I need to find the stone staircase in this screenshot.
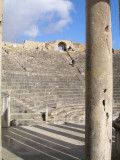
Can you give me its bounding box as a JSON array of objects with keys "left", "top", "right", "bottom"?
[
  {"left": 2, "top": 47, "right": 85, "bottom": 125},
  {"left": 113, "top": 53, "right": 120, "bottom": 119}
]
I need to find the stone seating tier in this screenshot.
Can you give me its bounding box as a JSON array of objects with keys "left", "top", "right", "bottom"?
[
  {"left": 2, "top": 47, "right": 85, "bottom": 125},
  {"left": 1, "top": 46, "right": 120, "bottom": 125}
]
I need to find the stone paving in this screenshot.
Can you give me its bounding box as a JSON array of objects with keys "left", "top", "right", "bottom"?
[
  {"left": 2, "top": 123, "right": 116, "bottom": 160},
  {"left": 2, "top": 123, "right": 85, "bottom": 160}
]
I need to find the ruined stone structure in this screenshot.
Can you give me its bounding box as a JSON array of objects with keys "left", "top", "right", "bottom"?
[
  {"left": 2, "top": 40, "right": 86, "bottom": 126},
  {"left": 113, "top": 114, "right": 120, "bottom": 159},
  {"left": 3, "top": 40, "right": 85, "bottom": 52},
  {"left": 1, "top": 40, "right": 120, "bottom": 128},
  {"left": 0, "top": 0, "right": 120, "bottom": 159}
]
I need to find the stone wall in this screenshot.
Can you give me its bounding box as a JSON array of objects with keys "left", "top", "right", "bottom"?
[{"left": 2, "top": 40, "right": 86, "bottom": 52}]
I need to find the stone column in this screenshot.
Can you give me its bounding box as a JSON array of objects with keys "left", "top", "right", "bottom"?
[
  {"left": 1, "top": 92, "right": 11, "bottom": 127},
  {"left": 85, "top": 1, "right": 113, "bottom": 160},
  {"left": 0, "top": 0, "right": 3, "bottom": 159}
]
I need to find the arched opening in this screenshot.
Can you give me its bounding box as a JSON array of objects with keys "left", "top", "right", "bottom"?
[{"left": 58, "top": 42, "right": 67, "bottom": 51}]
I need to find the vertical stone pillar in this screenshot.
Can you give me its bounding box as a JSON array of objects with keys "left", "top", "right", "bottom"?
[
  {"left": 85, "top": 1, "right": 113, "bottom": 160},
  {"left": 1, "top": 92, "right": 11, "bottom": 127},
  {"left": 0, "top": 0, "right": 3, "bottom": 159},
  {"left": 46, "top": 106, "right": 48, "bottom": 122}
]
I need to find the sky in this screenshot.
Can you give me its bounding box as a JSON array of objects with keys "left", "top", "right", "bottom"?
[{"left": 2, "top": 0, "right": 120, "bottom": 49}]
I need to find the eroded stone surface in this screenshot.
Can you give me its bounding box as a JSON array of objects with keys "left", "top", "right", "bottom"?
[{"left": 2, "top": 40, "right": 86, "bottom": 52}]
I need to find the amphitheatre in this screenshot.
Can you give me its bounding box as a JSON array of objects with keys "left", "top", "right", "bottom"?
[
  {"left": 0, "top": 39, "right": 120, "bottom": 160},
  {"left": 1, "top": 40, "right": 120, "bottom": 126},
  {"left": 0, "top": 0, "right": 120, "bottom": 160}
]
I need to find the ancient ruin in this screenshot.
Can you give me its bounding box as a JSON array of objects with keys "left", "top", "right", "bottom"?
[
  {"left": 1, "top": 40, "right": 86, "bottom": 126},
  {"left": 0, "top": 39, "right": 119, "bottom": 127},
  {"left": 0, "top": 39, "right": 120, "bottom": 159},
  {"left": 0, "top": 0, "right": 120, "bottom": 159}
]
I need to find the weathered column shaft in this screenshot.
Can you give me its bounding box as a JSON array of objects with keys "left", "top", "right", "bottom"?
[
  {"left": 85, "top": 0, "right": 113, "bottom": 160},
  {"left": 0, "top": 0, "right": 3, "bottom": 159}
]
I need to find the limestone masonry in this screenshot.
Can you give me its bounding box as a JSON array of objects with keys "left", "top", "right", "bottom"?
[
  {"left": 3, "top": 40, "right": 85, "bottom": 52},
  {"left": 1, "top": 40, "right": 120, "bottom": 126}
]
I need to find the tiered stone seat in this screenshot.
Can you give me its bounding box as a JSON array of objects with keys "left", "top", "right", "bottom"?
[
  {"left": 2, "top": 47, "right": 85, "bottom": 125},
  {"left": 2, "top": 45, "right": 119, "bottom": 126},
  {"left": 113, "top": 53, "right": 120, "bottom": 119}
]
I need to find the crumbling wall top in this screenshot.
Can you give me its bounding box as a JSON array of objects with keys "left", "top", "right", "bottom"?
[
  {"left": 2, "top": 40, "right": 86, "bottom": 52},
  {"left": 2, "top": 40, "right": 120, "bottom": 54}
]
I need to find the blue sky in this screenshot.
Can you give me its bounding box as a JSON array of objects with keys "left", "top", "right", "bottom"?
[
  {"left": 111, "top": 0, "right": 120, "bottom": 49},
  {"left": 3, "top": 0, "right": 120, "bottom": 49}
]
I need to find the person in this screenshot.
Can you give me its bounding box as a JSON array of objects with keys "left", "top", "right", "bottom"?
[
  {"left": 68, "top": 46, "right": 72, "bottom": 51},
  {"left": 112, "top": 48, "right": 114, "bottom": 54}
]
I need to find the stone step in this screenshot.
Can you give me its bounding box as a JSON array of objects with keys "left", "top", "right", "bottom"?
[
  {"left": 10, "top": 113, "right": 42, "bottom": 120},
  {"left": 10, "top": 119, "right": 45, "bottom": 126}
]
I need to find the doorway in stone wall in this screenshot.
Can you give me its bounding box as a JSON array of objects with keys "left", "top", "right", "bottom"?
[{"left": 58, "top": 42, "right": 67, "bottom": 51}]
